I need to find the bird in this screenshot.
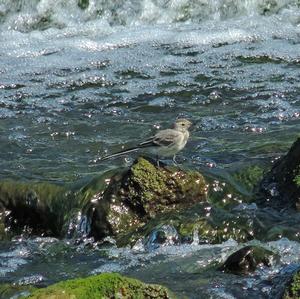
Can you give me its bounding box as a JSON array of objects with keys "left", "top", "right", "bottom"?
[{"left": 98, "top": 118, "right": 192, "bottom": 165}]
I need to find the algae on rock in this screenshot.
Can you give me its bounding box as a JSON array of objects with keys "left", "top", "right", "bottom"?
[{"left": 122, "top": 157, "right": 207, "bottom": 216}]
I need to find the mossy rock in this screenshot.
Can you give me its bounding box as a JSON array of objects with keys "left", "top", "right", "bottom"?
[
  {"left": 122, "top": 157, "right": 207, "bottom": 216},
  {"left": 22, "top": 273, "right": 175, "bottom": 299},
  {"left": 257, "top": 137, "right": 300, "bottom": 211},
  {"left": 88, "top": 157, "right": 207, "bottom": 242}
]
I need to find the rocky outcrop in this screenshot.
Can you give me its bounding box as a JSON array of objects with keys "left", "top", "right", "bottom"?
[{"left": 86, "top": 157, "right": 207, "bottom": 242}]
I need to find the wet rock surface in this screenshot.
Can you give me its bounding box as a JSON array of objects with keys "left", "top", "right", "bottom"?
[
  {"left": 257, "top": 137, "right": 300, "bottom": 211},
  {"left": 219, "top": 245, "right": 278, "bottom": 275},
  {"left": 118, "top": 202, "right": 257, "bottom": 247},
  {"left": 0, "top": 180, "right": 79, "bottom": 238}
]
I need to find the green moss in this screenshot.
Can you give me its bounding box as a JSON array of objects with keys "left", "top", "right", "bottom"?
[
  {"left": 233, "top": 165, "right": 264, "bottom": 193},
  {"left": 283, "top": 270, "right": 300, "bottom": 299},
  {"left": 23, "top": 273, "right": 175, "bottom": 299},
  {"left": 290, "top": 271, "right": 300, "bottom": 298},
  {"left": 125, "top": 157, "right": 207, "bottom": 215},
  {"left": 130, "top": 158, "right": 168, "bottom": 197},
  {"left": 294, "top": 175, "right": 300, "bottom": 187}
]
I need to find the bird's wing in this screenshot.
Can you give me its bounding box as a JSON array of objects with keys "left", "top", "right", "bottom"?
[{"left": 139, "top": 129, "right": 181, "bottom": 147}]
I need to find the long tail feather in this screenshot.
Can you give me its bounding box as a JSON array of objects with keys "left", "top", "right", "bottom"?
[{"left": 99, "top": 146, "right": 141, "bottom": 161}]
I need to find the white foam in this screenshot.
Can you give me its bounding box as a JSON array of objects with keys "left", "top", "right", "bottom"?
[{"left": 1, "top": 0, "right": 300, "bottom": 33}]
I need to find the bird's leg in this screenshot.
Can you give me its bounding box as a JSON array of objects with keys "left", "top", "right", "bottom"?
[
  {"left": 156, "top": 155, "right": 161, "bottom": 168},
  {"left": 172, "top": 155, "right": 178, "bottom": 166}
]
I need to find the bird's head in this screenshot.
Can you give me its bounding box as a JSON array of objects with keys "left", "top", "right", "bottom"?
[{"left": 173, "top": 118, "right": 192, "bottom": 131}]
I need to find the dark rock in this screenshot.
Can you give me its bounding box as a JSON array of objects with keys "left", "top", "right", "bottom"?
[
  {"left": 0, "top": 180, "right": 80, "bottom": 238},
  {"left": 257, "top": 138, "right": 300, "bottom": 210},
  {"left": 87, "top": 157, "right": 207, "bottom": 242},
  {"left": 219, "top": 245, "right": 278, "bottom": 275}
]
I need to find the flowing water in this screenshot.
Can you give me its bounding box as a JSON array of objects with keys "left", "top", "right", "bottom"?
[{"left": 1, "top": 0, "right": 300, "bottom": 298}]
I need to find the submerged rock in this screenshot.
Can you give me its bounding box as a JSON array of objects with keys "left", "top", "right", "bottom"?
[
  {"left": 207, "top": 164, "right": 264, "bottom": 210},
  {"left": 219, "top": 245, "right": 278, "bottom": 275},
  {"left": 87, "top": 157, "right": 207, "bottom": 242},
  {"left": 257, "top": 138, "right": 300, "bottom": 210},
  {"left": 117, "top": 202, "right": 257, "bottom": 247},
  {"left": 22, "top": 273, "right": 175, "bottom": 299}
]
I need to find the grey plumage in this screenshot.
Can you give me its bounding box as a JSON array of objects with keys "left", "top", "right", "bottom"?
[{"left": 99, "top": 119, "right": 192, "bottom": 162}]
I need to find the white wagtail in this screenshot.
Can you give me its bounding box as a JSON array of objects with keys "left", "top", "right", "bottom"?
[{"left": 99, "top": 119, "right": 192, "bottom": 165}]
